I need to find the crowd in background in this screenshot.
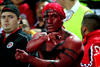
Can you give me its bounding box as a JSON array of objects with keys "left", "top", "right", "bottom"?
[
  {"left": 0, "top": 0, "right": 100, "bottom": 34},
  {"left": 0, "top": 0, "right": 100, "bottom": 67}
]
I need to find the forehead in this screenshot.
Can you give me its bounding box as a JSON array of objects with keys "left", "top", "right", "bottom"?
[
  {"left": 1, "top": 12, "right": 16, "bottom": 16},
  {"left": 43, "top": 9, "right": 58, "bottom": 16}
]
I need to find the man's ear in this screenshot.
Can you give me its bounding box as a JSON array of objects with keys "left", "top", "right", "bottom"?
[
  {"left": 83, "top": 26, "right": 88, "bottom": 35},
  {"left": 81, "top": 26, "right": 87, "bottom": 36}
]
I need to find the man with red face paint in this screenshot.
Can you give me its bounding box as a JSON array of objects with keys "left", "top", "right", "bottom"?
[{"left": 15, "top": 3, "right": 83, "bottom": 67}]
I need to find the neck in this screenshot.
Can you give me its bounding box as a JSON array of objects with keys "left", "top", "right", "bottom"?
[
  {"left": 64, "top": 0, "right": 76, "bottom": 10},
  {"left": 55, "top": 28, "right": 68, "bottom": 40}
]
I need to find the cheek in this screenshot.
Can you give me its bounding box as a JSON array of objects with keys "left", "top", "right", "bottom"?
[
  {"left": 1, "top": 20, "right": 4, "bottom": 25},
  {"left": 53, "top": 17, "right": 60, "bottom": 23},
  {"left": 53, "top": 18, "right": 62, "bottom": 26},
  {"left": 44, "top": 20, "right": 48, "bottom": 26},
  {"left": 11, "top": 18, "right": 18, "bottom": 23},
  {"left": 53, "top": 19, "right": 57, "bottom": 23},
  {"left": 10, "top": 20, "right": 18, "bottom": 27},
  {"left": 1, "top": 22, "right": 3, "bottom": 26}
]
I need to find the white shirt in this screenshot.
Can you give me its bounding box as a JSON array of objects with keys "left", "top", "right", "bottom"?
[
  {"left": 63, "top": 1, "right": 80, "bottom": 22},
  {"left": 91, "top": 9, "right": 100, "bottom": 15},
  {"left": 5, "top": 33, "right": 10, "bottom": 38}
]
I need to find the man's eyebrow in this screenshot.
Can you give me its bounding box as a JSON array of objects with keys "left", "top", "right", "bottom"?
[
  {"left": 1, "top": 14, "right": 12, "bottom": 16},
  {"left": 8, "top": 15, "right": 12, "bottom": 16}
]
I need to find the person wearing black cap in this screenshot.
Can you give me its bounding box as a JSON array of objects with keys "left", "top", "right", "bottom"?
[
  {"left": 0, "top": 0, "right": 12, "bottom": 33},
  {"left": 0, "top": 4, "right": 31, "bottom": 67}
]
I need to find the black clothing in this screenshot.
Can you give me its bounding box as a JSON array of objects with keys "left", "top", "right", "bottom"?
[{"left": 0, "top": 28, "right": 31, "bottom": 67}]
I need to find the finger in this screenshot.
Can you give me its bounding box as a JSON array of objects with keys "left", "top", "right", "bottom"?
[
  {"left": 48, "top": 33, "right": 56, "bottom": 40},
  {"left": 26, "top": 48, "right": 32, "bottom": 52},
  {"left": 15, "top": 52, "right": 21, "bottom": 60},
  {"left": 51, "top": 32, "right": 59, "bottom": 35},
  {"left": 16, "top": 49, "right": 24, "bottom": 53},
  {"left": 15, "top": 51, "right": 19, "bottom": 56},
  {"left": 41, "top": 32, "right": 47, "bottom": 36},
  {"left": 52, "top": 40, "right": 57, "bottom": 45},
  {"left": 15, "top": 55, "right": 21, "bottom": 60},
  {"left": 51, "top": 32, "right": 61, "bottom": 39}
]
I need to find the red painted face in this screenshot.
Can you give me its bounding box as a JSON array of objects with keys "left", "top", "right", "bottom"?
[{"left": 43, "top": 10, "right": 62, "bottom": 33}]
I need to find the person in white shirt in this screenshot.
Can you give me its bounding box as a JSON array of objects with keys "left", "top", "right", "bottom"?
[{"left": 56, "top": 0, "right": 92, "bottom": 40}]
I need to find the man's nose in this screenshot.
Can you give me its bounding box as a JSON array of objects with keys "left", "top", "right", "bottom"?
[
  {"left": 48, "top": 19, "right": 51, "bottom": 23},
  {"left": 48, "top": 16, "right": 52, "bottom": 23},
  {"left": 5, "top": 17, "right": 9, "bottom": 22}
]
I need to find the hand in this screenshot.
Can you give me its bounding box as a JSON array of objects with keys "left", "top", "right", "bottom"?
[
  {"left": 33, "top": 32, "right": 47, "bottom": 40},
  {"left": 48, "top": 32, "right": 60, "bottom": 45},
  {"left": 15, "top": 49, "right": 29, "bottom": 63},
  {"left": 48, "top": 32, "right": 59, "bottom": 40}
]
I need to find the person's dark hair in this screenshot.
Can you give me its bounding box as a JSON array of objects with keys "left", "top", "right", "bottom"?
[{"left": 82, "top": 13, "right": 100, "bottom": 32}]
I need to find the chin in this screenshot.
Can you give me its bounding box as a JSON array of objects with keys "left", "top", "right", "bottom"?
[
  {"left": 4, "top": 29, "right": 12, "bottom": 33},
  {"left": 4, "top": 30, "right": 11, "bottom": 33}
]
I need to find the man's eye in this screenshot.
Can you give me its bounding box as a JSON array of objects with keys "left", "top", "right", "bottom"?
[
  {"left": 1, "top": 16, "right": 5, "bottom": 19},
  {"left": 43, "top": 16, "right": 48, "bottom": 20},
  {"left": 44, "top": 15, "right": 48, "bottom": 18},
  {"left": 8, "top": 15, "right": 13, "bottom": 18}
]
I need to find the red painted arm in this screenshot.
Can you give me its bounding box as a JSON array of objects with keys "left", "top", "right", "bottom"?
[
  {"left": 26, "top": 32, "right": 48, "bottom": 52},
  {"left": 15, "top": 35, "right": 83, "bottom": 67}
]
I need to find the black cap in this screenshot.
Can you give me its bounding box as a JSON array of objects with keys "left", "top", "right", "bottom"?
[{"left": 1, "top": 4, "right": 20, "bottom": 17}]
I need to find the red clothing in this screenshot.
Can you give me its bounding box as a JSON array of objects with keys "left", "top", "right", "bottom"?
[
  {"left": 81, "top": 30, "right": 100, "bottom": 67},
  {"left": 19, "top": 3, "right": 35, "bottom": 28}
]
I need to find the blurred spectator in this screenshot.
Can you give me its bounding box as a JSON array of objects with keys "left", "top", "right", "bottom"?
[
  {"left": 0, "top": 0, "right": 12, "bottom": 33},
  {"left": 10, "top": 0, "right": 36, "bottom": 28},
  {"left": 35, "top": 1, "right": 49, "bottom": 32},
  {"left": 56, "top": 0, "right": 93, "bottom": 40},
  {"left": 24, "top": 0, "right": 40, "bottom": 18},
  {"left": 19, "top": 18, "right": 36, "bottom": 36},
  {"left": 0, "top": 4, "right": 31, "bottom": 67}
]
